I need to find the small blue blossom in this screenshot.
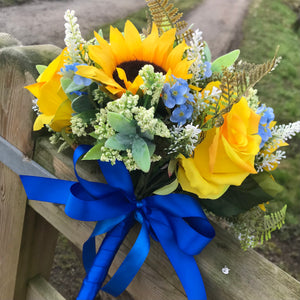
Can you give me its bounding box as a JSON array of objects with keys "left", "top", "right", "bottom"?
[
  {"left": 70, "top": 90, "right": 88, "bottom": 96},
  {"left": 162, "top": 77, "right": 194, "bottom": 108},
  {"left": 73, "top": 74, "right": 92, "bottom": 86},
  {"left": 170, "top": 104, "right": 193, "bottom": 125},
  {"left": 256, "top": 105, "right": 275, "bottom": 148},
  {"left": 63, "top": 63, "right": 92, "bottom": 87},
  {"left": 64, "top": 62, "right": 80, "bottom": 73},
  {"left": 199, "top": 61, "right": 212, "bottom": 80}
]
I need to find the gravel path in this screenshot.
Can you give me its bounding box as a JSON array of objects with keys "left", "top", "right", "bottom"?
[{"left": 0, "top": 0, "right": 252, "bottom": 58}]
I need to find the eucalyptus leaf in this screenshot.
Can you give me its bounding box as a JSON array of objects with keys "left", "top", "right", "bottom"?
[
  {"left": 65, "top": 80, "right": 86, "bottom": 94},
  {"left": 36, "top": 65, "right": 47, "bottom": 75},
  {"left": 105, "top": 133, "right": 133, "bottom": 151},
  {"left": 132, "top": 136, "right": 150, "bottom": 172},
  {"left": 82, "top": 142, "right": 104, "bottom": 160},
  {"left": 107, "top": 112, "right": 136, "bottom": 134},
  {"left": 71, "top": 95, "right": 95, "bottom": 113},
  {"left": 211, "top": 49, "right": 240, "bottom": 73},
  {"left": 75, "top": 110, "right": 97, "bottom": 123},
  {"left": 198, "top": 175, "right": 274, "bottom": 217},
  {"left": 61, "top": 77, "right": 73, "bottom": 92},
  {"left": 154, "top": 179, "right": 178, "bottom": 195},
  {"left": 146, "top": 141, "right": 156, "bottom": 156},
  {"left": 140, "top": 130, "right": 154, "bottom": 140}
]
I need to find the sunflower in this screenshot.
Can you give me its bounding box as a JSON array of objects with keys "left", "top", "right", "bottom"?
[{"left": 76, "top": 20, "right": 193, "bottom": 96}]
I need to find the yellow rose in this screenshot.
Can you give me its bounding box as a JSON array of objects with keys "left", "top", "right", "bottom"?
[
  {"left": 177, "top": 97, "right": 262, "bottom": 199},
  {"left": 25, "top": 49, "right": 73, "bottom": 132}
]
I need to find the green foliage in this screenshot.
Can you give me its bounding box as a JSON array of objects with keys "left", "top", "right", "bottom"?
[
  {"left": 229, "top": 204, "right": 287, "bottom": 250},
  {"left": 36, "top": 64, "right": 47, "bottom": 75},
  {"left": 71, "top": 95, "right": 95, "bottom": 113},
  {"left": 240, "top": 0, "right": 300, "bottom": 224},
  {"left": 211, "top": 49, "right": 240, "bottom": 73},
  {"left": 198, "top": 175, "right": 278, "bottom": 217},
  {"left": 107, "top": 112, "right": 136, "bottom": 135}
]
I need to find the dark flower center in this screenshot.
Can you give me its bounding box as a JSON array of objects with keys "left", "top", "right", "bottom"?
[{"left": 112, "top": 60, "right": 166, "bottom": 88}]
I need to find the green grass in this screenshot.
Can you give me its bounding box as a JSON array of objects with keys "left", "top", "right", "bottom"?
[
  {"left": 240, "top": 0, "right": 300, "bottom": 224},
  {"left": 91, "top": 0, "right": 203, "bottom": 40}
]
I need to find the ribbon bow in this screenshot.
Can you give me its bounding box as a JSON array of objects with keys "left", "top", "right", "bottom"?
[{"left": 20, "top": 145, "right": 215, "bottom": 300}]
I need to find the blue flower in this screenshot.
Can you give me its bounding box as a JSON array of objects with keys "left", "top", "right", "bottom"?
[
  {"left": 256, "top": 105, "right": 275, "bottom": 148},
  {"left": 63, "top": 63, "right": 92, "bottom": 87},
  {"left": 162, "top": 77, "right": 194, "bottom": 108},
  {"left": 170, "top": 104, "right": 193, "bottom": 125},
  {"left": 64, "top": 63, "right": 80, "bottom": 73},
  {"left": 199, "top": 61, "right": 212, "bottom": 80},
  {"left": 73, "top": 74, "right": 92, "bottom": 86}
]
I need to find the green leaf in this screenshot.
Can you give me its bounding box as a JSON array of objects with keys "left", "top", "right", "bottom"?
[
  {"left": 65, "top": 81, "right": 86, "bottom": 94},
  {"left": 140, "top": 130, "right": 154, "bottom": 140},
  {"left": 146, "top": 141, "right": 156, "bottom": 156},
  {"left": 198, "top": 175, "right": 274, "bottom": 217},
  {"left": 61, "top": 77, "right": 73, "bottom": 92},
  {"left": 36, "top": 65, "right": 47, "bottom": 75},
  {"left": 89, "top": 131, "right": 99, "bottom": 139},
  {"left": 107, "top": 112, "right": 136, "bottom": 134},
  {"left": 252, "top": 172, "right": 284, "bottom": 197},
  {"left": 82, "top": 142, "right": 104, "bottom": 160},
  {"left": 71, "top": 95, "right": 95, "bottom": 113},
  {"left": 132, "top": 136, "right": 151, "bottom": 172},
  {"left": 211, "top": 49, "right": 240, "bottom": 73},
  {"left": 154, "top": 179, "right": 178, "bottom": 195},
  {"left": 74, "top": 110, "right": 97, "bottom": 123},
  {"left": 203, "top": 42, "right": 211, "bottom": 62},
  {"left": 105, "top": 133, "right": 133, "bottom": 151}
]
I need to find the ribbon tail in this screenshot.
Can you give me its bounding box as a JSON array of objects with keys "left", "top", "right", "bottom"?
[
  {"left": 77, "top": 218, "right": 134, "bottom": 300},
  {"left": 151, "top": 220, "right": 207, "bottom": 300}
]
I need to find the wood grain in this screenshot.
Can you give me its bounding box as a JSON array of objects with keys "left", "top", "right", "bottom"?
[
  {"left": 26, "top": 275, "right": 66, "bottom": 300},
  {"left": 32, "top": 136, "right": 300, "bottom": 300},
  {"left": 0, "top": 44, "right": 60, "bottom": 299}
]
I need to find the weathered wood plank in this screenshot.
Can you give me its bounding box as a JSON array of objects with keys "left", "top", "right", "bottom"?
[
  {"left": 32, "top": 136, "right": 300, "bottom": 300},
  {"left": 0, "top": 43, "right": 61, "bottom": 299},
  {"left": 26, "top": 275, "right": 66, "bottom": 300},
  {"left": 0, "top": 46, "right": 36, "bottom": 299}
]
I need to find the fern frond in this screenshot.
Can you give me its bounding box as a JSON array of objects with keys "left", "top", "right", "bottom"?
[
  {"left": 146, "top": 0, "right": 193, "bottom": 41},
  {"left": 262, "top": 204, "right": 287, "bottom": 243},
  {"left": 229, "top": 204, "right": 287, "bottom": 250}
]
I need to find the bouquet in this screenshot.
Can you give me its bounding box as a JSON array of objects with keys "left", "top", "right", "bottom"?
[{"left": 21, "top": 1, "right": 300, "bottom": 299}]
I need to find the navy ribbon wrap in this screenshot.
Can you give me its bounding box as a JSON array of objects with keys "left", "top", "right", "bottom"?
[{"left": 20, "top": 145, "right": 215, "bottom": 300}]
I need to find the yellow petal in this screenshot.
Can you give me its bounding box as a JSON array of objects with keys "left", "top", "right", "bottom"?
[
  {"left": 164, "top": 40, "right": 188, "bottom": 71},
  {"left": 153, "top": 28, "right": 176, "bottom": 66},
  {"left": 76, "top": 65, "right": 121, "bottom": 89},
  {"left": 89, "top": 45, "right": 116, "bottom": 75},
  {"left": 110, "top": 26, "right": 134, "bottom": 65},
  {"left": 124, "top": 20, "right": 143, "bottom": 59},
  {"left": 33, "top": 114, "right": 54, "bottom": 131},
  {"left": 50, "top": 99, "right": 73, "bottom": 132},
  {"left": 141, "top": 23, "right": 159, "bottom": 62}
]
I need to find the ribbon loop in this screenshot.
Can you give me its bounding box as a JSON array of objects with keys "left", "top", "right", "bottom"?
[{"left": 20, "top": 145, "right": 215, "bottom": 300}]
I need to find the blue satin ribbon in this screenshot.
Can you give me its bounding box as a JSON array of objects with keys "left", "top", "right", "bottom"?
[{"left": 20, "top": 145, "right": 215, "bottom": 300}]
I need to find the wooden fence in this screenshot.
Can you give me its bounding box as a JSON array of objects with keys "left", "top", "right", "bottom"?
[{"left": 1, "top": 34, "right": 300, "bottom": 300}]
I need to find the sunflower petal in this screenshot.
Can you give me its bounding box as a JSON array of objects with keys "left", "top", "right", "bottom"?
[
  {"left": 110, "top": 26, "right": 134, "bottom": 65},
  {"left": 141, "top": 23, "right": 159, "bottom": 62},
  {"left": 124, "top": 20, "right": 142, "bottom": 59},
  {"left": 153, "top": 28, "right": 176, "bottom": 66}
]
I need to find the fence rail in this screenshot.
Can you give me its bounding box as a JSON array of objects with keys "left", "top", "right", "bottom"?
[{"left": 1, "top": 34, "right": 300, "bottom": 300}]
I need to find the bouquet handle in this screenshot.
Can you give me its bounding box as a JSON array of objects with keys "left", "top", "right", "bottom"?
[{"left": 77, "top": 218, "right": 133, "bottom": 300}]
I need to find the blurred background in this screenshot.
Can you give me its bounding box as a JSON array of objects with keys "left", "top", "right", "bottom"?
[{"left": 1, "top": 0, "right": 299, "bottom": 299}]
